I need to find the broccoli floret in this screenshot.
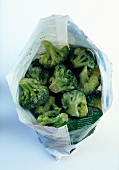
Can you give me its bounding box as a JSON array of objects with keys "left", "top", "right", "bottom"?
[
  {"left": 37, "top": 111, "right": 68, "bottom": 128},
  {"left": 25, "top": 66, "right": 49, "bottom": 85},
  {"left": 70, "top": 47, "right": 96, "bottom": 69},
  {"left": 87, "top": 91, "right": 102, "bottom": 109},
  {"left": 34, "top": 96, "right": 61, "bottom": 116},
  {"left": 25, "top": 67, "right": 42, "bottom": 81},
  {"left": 19, "top": 78, "right": 49, "bottom": 109},
  {"left": 61, "top": 90, "right": 88, "bottom": 117},
  {"left": 78, "top": 66, "right": 101, "bottom": 95},
  {"left": 88, "top": 107, "right": 103, "bottom": 117},
  {"left": 39, "top": 40, "right": 69, "bottom": 68},
  {"left": 39, "top": 69, "right": 49, "bottom": 85},
  {"left": 49, "top": 65, "right": 77, "bottom": 93}
]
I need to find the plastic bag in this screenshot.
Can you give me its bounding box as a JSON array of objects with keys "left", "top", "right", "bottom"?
[{"left": 7, "top": 14, "right": 113, "bottom": 159}]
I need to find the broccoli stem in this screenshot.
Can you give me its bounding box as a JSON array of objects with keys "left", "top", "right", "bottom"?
[
  {"left": 67, "top": 104, "right": 79, "bottom": 117},
  {"left": 39, "top": 117, "right": 56, "bottom": 126},
  {"left": 19, "top": 79, "right": 31, "bottom": 99},
  {"left": 42, "top": 41, "right": 51, "bottom": 60},
  {"left": 42, "top": 40, "right": 58, "bottom": 61},
  {"left": 38, "top": 113, "right": 68, "bottom": 127},
  {"left": 54, "top": 113, "right": 68, "bottom": 128},
  {"left": 49, "top": 83, "right": 60, "bottom": 93},
  {"left": 79, "top": 66, "right": 89, "bottom": 84},
  {"left": 20, "top": 84, "right": 29, "bottom": 100},
  {"left": 74, "top": 55, "right": 87, "bottom": 64},
  {"left": 21, "top": 79, "right": 37, "bottom": 99}
]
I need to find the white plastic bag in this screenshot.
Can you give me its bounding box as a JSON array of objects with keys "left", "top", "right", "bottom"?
[{"left": 7, "top": 15, "right": 113, "bottom": 159}]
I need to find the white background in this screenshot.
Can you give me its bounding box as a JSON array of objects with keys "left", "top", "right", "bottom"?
[{"left": 1, "top": 0, "right": 119, "bottom": 170}]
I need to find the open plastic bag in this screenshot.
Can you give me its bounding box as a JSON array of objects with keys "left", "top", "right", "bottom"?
[{"left": 7, "top": 15, "right": 113, "bottom": 159}]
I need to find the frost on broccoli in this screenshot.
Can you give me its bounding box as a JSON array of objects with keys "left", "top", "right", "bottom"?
[
  {"left": 62, "top": 90, "right": 88, "bottom": 118},
  {"left": 78, "top": 66, "right": 101, "bottom": 95},
  {"left": 49, "top": 65, "right": 77, "bottom": 93},
  {"left": 37, "top": 111, "right": 68, "bottom": 128},
  {"left": 70, "top": 47, "right": 96, "bottom": 69},
  {"left": 19, "top": 78, "right": 49, "bottom": 109},
  {"left": 39, "top": 40, "right": 69, "bottom": 68}
]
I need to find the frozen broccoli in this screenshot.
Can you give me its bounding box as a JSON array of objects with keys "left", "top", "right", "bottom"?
[
  {"left": 88, "top": 107, "right": 103, "bottom": 117},
  {"left": 70, "top": 47, "right": 96, "bottom": 69},
  {"left": 19, "top": 78, "right": 49, "bottom": 109},
  {"left": 61, "top": 90, "right": 88, "bottom": 117},
  {"left": 38, "top": 69, "right": 49, "bottom": 85},
  {"left": 78, "top": 66, "right": 101, "bottom": 95},
  {"left": 34, "top": 96, "right": 61, "bottom": 116},
  {"left": 37, "top": 111, "right": 68, "bottom": 128},
  {"left": 87, "top": 91, "right": 102, "bottom": 109},
  {"left": 25, "top": 66, "right": 49, "bottom": 85},
  {"left": 39, "top": 40, "right": 69, "bottom": 68},
  {"left": 25, "top": 67, "right": 41, "bottom": 81},
  {"left": 49, "top": 65, "right": 77, "bottom": 93}
]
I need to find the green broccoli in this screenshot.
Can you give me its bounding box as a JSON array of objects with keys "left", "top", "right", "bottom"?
[
  {"left": 19, "top": 78, "right": 49, "bottom": 109},
  {"left": 78, "top": 66, "right": 101, "bottom": 95},
  {"left": 88, "top": 107, "right": 103, "bottom": 117},
  {"left": 39, "top": 69, "right": 49, "bottom": 85},
  {"left": 49, "top": 65, "right": 77, "bottom": 93},
  {"left": 39, "top": 40, "right": 69, "bottom": 68},
  {"left": 61, "top": 90, "right": 88, "bottom": 117},
  {"left": 25, "top": 67, "right": 42, "bottom": 81},
  {"left": 25, "top": 66, "right": 49, "bottom": 85},
  {"left": 37, "top": 111, "right": 68, "bottom": 128},
  {"left": 34, "top": 96, "right": 61, "bottom": 116},
  {"left": 86, "top": 91, "right": 102, "bottom": 109},
  {"left": 18, "top": 39, "right": 103, "bottom": 129},
  {"left": 70, "top": 47, "right": 96, "bottom": 69}
]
